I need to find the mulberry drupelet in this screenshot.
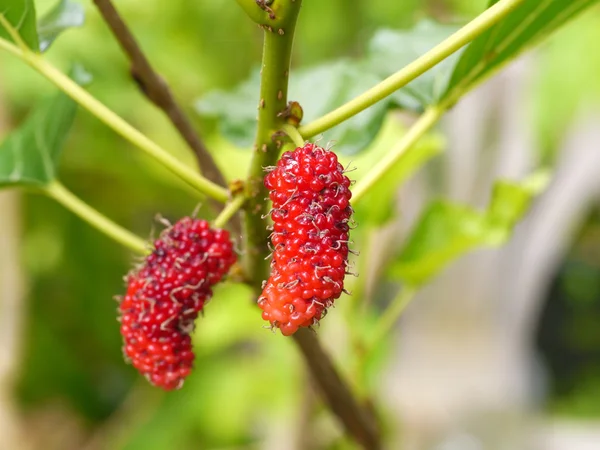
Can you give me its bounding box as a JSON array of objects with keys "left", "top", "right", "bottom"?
[
  {"left": 118, "top": 218, "right": 236, "bottom": 390},
  {"left": 259, "top": 143, "right": 354, "bottom": 336}
]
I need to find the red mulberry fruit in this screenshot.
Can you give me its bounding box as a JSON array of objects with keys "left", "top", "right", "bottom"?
[
  {"left": 118, "top": 218, "right": 236, "bottom": 390},
  {"left": 259, "top": 143, "right": 354, "bottom": 336}
]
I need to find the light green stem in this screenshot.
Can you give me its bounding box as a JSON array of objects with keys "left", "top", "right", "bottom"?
[
  {"left": 0, "top": 29, "right": 229, "bottom": 203},
  {"left": 298, "top": 0, "right": 526, "bottom": 138},
  {"left": 281, "top": 123, "right": 305, "bottom": 148},
  {"left": 0, "top": 13, "right": 28, "bottom": 51},
  {"left": 43, "top": 181, "right": 147, "bottom": 254},
  {"left": 243, "top": 15, "right": 300, "bottom": 287},
  {"left": 352, "top": 106, "right": 444, "bottom": 204},
  {"left": 213, "top": 195, "right": 246, "bottom": 229}
]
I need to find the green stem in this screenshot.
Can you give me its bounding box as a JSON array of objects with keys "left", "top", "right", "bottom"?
[
  {"left": 235, "top": 0, "right": 304, "bottom": 28},
  {"left": 298, "top": 0, "right": 526, "bottom": 138},
  {"left": 213, "top": 195, "right": 246, "bottom": 229},
  {"left": 0, "top": 14, "right": 28, "bottom": 51},
  {"left": 243, "top": 11, "right": 300, "bottom": 287},
  {"left": 43, "top": 181, "right": 147, "bottom": 254},
  {"left": 281, "top": 123, "right": 305, "bottom": 148},
  {"left": 0, "top": 30, "right": 21, "bottom": 57},
  {"left": 352, "top": 106, "right": 443, "bottom": 204},
  {"left": 240, "top": 4, "right": 381, "bottom": 449},
  {"left": 0, "top": 35, "right": 229, "bottom": 203}
]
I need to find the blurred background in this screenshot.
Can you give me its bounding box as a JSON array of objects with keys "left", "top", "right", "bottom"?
[{"left": 1, "top": 0, "right": 600, "bottom": 449}]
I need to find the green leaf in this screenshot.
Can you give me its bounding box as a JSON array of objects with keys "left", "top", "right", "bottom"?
[
  {"left": 195, "top": 61, "right": 390, "bottom": 154},
  {"left": 0, "top": 67, "right": 89, "bottom": 187},
  {"left": 195, "top": 69, "right": 260, "bottom": 149},
  {"left": 195, "top": 20, "right": 462, "bottom": 150},
  {"left": 443, "top": 0, "right": 600, "bottom": 104},
  {"left": 367, "top": 20, "right": 462, "bottom": 111},
  {"left": 390, "top": 201, "right": 487, "bottom": 286},
  {"left": 37, "top": 0, "right": 85, "bottom": 52},
  {"left": 0, "top": 0, "right": 39, "bottom": 50},
  {"left": 389, "top": 172, "right": 549, "bottom": 286},
  {"left": 291, "top": 60, "right": 390, "bottom": 155}
]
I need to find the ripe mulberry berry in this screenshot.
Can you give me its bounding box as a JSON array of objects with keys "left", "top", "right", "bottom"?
[
  {"left": 118, "top": 218, "right": 236, "bottom": 390},
  {"left": 259, "top": 143, "right": 354, "bottom": 336}
]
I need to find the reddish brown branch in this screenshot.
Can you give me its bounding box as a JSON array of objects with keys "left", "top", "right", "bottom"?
[
  {"left": 92, "top": 0, "right": 239, "bottom": 229},
  {"left": 293, "top": 329, "right": 381, "bottom": 450}
]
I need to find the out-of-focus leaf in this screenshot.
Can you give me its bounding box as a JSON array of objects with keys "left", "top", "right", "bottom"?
[
  {"left": 389, "top": 172, "right": 549, "bottom": 286},
  {"left": 37, "top": 0, "right": 85, "bottom": 52},
  {"left": 367, "top": 20, "right": 461, "bottom": 111},
  {"left": 195, "top": 20, "right": 463, "bottom": 151},
  {"left": 0, "top": 67, "right": 89, "bottom": 187},
  {"left": 0, "top": 93, "right": 76, "bottom": 187},
  {"left": 0, "top": 0, "right": 39, "bottom": 50},
  {"left": 292, "top": 60, "right": 390, "bottom": 155},
  {"left": 443, "top": 0, "right": 600, "bottom": 104},
  {"left": 194, "top": 70, "right": 260, "bottom": 149},
  {"left": 390, "top": 201, "right": 486, "bottom": 285},
  {"left": 195, "top": 61, "right": 390, "bottom": 154}
]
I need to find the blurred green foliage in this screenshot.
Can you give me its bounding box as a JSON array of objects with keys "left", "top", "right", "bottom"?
[
  {"left": 0, "top": 0, "right": 599, "bottom": 448},
  {"left": 388, "top": 173, "right": 548, "bottom": 286}
]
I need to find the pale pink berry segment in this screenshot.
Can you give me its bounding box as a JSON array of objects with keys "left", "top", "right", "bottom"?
[
  {"left": 259, "top": 143, "right": 353, "bottom": 336},
  {"left": 118, "top": 218, "right": 236, "bottom": 390}
]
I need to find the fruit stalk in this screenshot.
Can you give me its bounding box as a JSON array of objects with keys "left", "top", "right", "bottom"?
[{"left": 243, "top": 4, "right": 302, "bottom": 287}]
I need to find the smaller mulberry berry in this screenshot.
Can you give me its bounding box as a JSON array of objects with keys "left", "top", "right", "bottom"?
[
  {"left": 118, "top": 218, "right": 236, "bottom": 390},
  {"left": 259, "top": 143, "right": 354, "bottom": 336}
]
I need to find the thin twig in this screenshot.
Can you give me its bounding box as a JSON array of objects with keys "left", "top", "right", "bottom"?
[
  {"left": 43, "top": 181, "right": 148, "bottom": 255},
  {"left": 91, "top": 0, "right": 226, "bottom": 190},
  {"left": 212, "top": 195, "right": 246, "bottom": 229},
  {"left": 293, "top": 329, "right": 381, "bottom": 450},
  {"left": 281, "top": 123, "right": 305, "bottom": 148}
]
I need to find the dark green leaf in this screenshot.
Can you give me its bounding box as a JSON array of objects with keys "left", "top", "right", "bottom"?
[
  {"left": 389, "top": 173, "right": 548, "bottom": 286},
  {"left": 367, "top": 20, "right": 461, "bottom": 111},
  {"left": 37, "top": 0, "right": 85, "bottom": 52},
  {"left": 0, "top": 0, "right": 39, "bottom": 50},
  {"left": 0, "top": 67, "right": 89, "bottom": 187},
  {"left": 195, "top": 70, "right": 260, "bottom": 149},
  {"left": 443, "top": 0, "right": 600, "bottom": 104}
]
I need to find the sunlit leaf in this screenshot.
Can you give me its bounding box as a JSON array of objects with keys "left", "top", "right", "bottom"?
[
  {"left": 37, "top": 0, "right": 85, "bottom": 52},
  {"left": 443, "top": 0, "right": 600, "bottom": 104},
  {"left": 0, "top": 0, "right": 39, "bottom": 50},
  {"left": 389, "top": 172, "right": 549, "bottom": 286}
]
